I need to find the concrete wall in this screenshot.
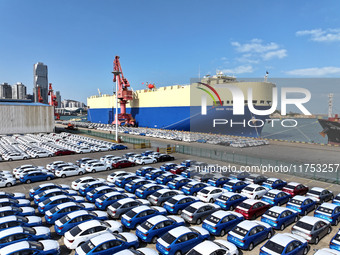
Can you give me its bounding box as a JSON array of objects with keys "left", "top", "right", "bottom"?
[{"left": 0, "top": 103, "right": 54, "bottom": 134}]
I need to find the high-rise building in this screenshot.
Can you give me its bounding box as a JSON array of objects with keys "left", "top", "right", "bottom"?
[
  {"left": 12, "top": 82, "right": 27, "bottom": 99},
  {"left": 33, "top": 62, "right": 48, "bottom": 103},
  {"left": 0, "top": 83, "right": 12, "bottom": 99},
  {"left": 56, "top": 91, "right": 61, "bottom": 108}
]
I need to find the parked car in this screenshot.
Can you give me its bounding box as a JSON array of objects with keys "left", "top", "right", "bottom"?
[
  {"left": 314, "top": 202, "right": 340, "bottom": 225},
  {"left": 197, "top": 186, "right": 225, "bottom": 203},
  {"left": 136, "top": 166, "right": 157, "bottom": 177},
  {"left": 107, "top": 171, "right": 134, "bottom": 183},
  {"left": 86, "top": 186, "right": 124, "bottom": 203},
  {"left": 0, "top": 191, "right": 26, "bottom": 199},
  {"left": 38, "top": 196, "right": 92, "bottom": 214},
  {"left": 202, "top": 210, "right": 244, "bottom": 236},
  {"left": 71, "top": 177, "right": 105, "bottom": 190},
  {"left": 227, "top": 220, "right": 273, "bottom": 250},
  {"left": 261, "top": 206, "right": 299, "bottom": 230},
  {"left": 261, "top": 189, "right": 291, "bottom": 206},
  {"left": 79, "top": 181, "right": 114, "bottom": 196},
  {"left": 214, "top": 192, "right": 247, "bottom": 211},
  {"left": 136, "top": 156, "right": 157, "bottom": 165},
  {"left": 148, "top": 189, "right": 183, "bottom": 206},
  {"left": 330, "top": 229, "right": 340, "bottom": 251},
  {"left": 241, "top": 184, "right": 268, "bottom": 199},
  {"left": 260, "top": 233, "right": 309, "bottom": 255},
  {"left": 235, "top": 199, "right": 271, "bottom": 220},
  {"left": 145, "top": 169, "right": 164, "bottom": 180},
  {"left": 95, "top": 191, "right": 135, "bottom": 210},
  {"left": 156, "top": 173, "right": 178, "bottom": 185},
  {"left": 186, "top": 240, "right": 238, "bottom": 255},
  {"left": 167, "top": 177, "right": 191, "bottom": 190},
  {"left": 0, "top": 240, "right": 60, "bottom": 255},
  {"left": 292, "top": 216, "right": 331, "bottom": 244},
  {"left": 207, "top": 175, "right": 230, "bottom": 188},
  {"left": 181, "top": 181, "right": 208, "bottom": 196},
  {"left": 114, "top": 248, "right": 159, "bottom": 255},
  {"left": 181, "top": 201, "right": 220, "bottom": 224},
  {"left": 0, "top": 198, "right": 30, "bottom": 207},
  {"left": 282, "top": 182, "right": 309, "bottom": 197},
  {"left": 125, "top": 179, "right": 153, "bottom": 193},
  {"left": 0, "top": 177, "right": 16, "bottom": 187},
  {"left": 107, "top": 198, "right": 150, "bottom": 219},
  {"left": 180, "top": 160, "right": 197, "bottom": 167},
  {"left": 55, "top": 166, "right": 85, "bottom": 178},
  {"left": 164, "top": 195, "right": 199, "bottom": 215},
  {"left": 135, "top": 183, "right": 168, "bottom": 199},
  {"left": 34, "top": 188, "right": 78, "bottom": 204},
  {"left": 19, "top": 171, "right": 54, "bottom": 184},
  {"left": 86, "top": 162, "right": 111, "bottom": 173},
  {"left": 262, "top": 178, "right": 287, "bottom": 190},
  {"left": 314, "top": 248, "right": 340, "bottom": 255},
  {"left": 112, "top": 159, "right": 135, "bottom": 169},
  {"left": 115, "top": 175, "right": 143, "bottom": 188},
  {"left": 306, "top": 187, "right": 334, "bottom": 204},
  {"left": 286, "top": 195, "right": 318, "bottom": 216}
]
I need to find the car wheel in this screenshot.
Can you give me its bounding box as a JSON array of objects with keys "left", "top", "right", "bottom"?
[
  {"left": 303, "top": 246, "right": 308, "bottom": 255},
  {"left": 174, "top": 251, "right": 181, "bottom": 255},
  {"left": 5, "top": 183, "right": 12, "bottom": 187},
  {"left": 193, "top": 192, "right": 197, "bottom": 196},
  {"left": 92, "top": 169, "right": 96, "bottom": 173},
  {"left": 267, "top": 231, "right": 272, "bottom": 239},
  {"left": 26, "top": 179, "right": 31, "bottom": 184},
  {"left": 254, "top": 195, "right": 258, "bottom": 200},
  {"left": 8, "top": 158, "right": 12, "bottom": 161},
  {"left": 151, "top": 236, "right": 158, "bottom": 244},
  {"left": 79, "top": 171, "right": 83, "bottom": 175},
  {"left": 280, "top": 223, "right": 285, "bottom": 231},
  {"left": 153, "top": 160, "right": 156, "bottom": 163},
  {"left": 131, "top": 163, "right": 135, "bottom": 167},
  {"left": 209, "top": 198, "right": 214, "bottom": 203},
  {"left": 220, "top": 229, "right": 226, "bottom": 236},
  {"left": 177, "top": 209, "right": 182, "bottom": 215},
  {"left": 315, "top": 236, "right": 319, "bottom": 244},
  {"left": 142, "top": 162, "right": 145, "bottom": 165},
  {"left": 229, "top": 205, "right": 234, "bottom": 211},
  {"left": 35, "top": 156, "right": 39, "bottom": 159},
  {"left": 61, "top": 174, "right": 66, "bottom": 178},
  {"left": 23, "top": 157, "right": 27, "bottom": 160},
  {"left": 196, "top": 218, "right": 202, "bottom": 225},
  {"left": 48, "top": 154, "right": 52, "bottom": 157},
  {"left": 106, "top": 167, "right": 110, "bottom": 171},
  {"left": 294, "top": 216, "right": 298, "bottom": 222},
  {"left": 80, "top": 151, "right": 83, "bottom": 154},
  {"left": 328, "top": 227, "right": 332, "bottom": 234},
  {"left": 336, "top": 219, "right": 339, "bottom": 226},
  {"left": 248, "top": 242, "right": 254, "bottom": 251},
  {"left": 118, "top": 166, "right": 122, "bottom": 169},
  {"left": 46, "top": 177, "right": 51, "bottom": 181}
]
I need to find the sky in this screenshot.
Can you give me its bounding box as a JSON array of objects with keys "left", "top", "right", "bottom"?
[{"left": 0, "top": 0, "right": 340, "bottom": 113}]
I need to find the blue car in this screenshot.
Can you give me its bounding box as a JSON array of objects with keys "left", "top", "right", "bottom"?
[
  {"left": 111, "top": 144, "right": 128, "bottom": 150},
  {"left": 214, "top": 192, "right": 247, "bottom": 211},
  {"left": 330, "top": 229, "right": 340, "bottom": 251},
  {"left": 261, "top": 189, "right": 291, "bottom": 206},
  {"left": 38, "top": 195, "right": 86, "bottom": 214},
  {"left": 286, "top": 195, "right": 318, "bottom": 216},
  {"left": 86, "top": 186, "right": 124, "bottom": 203},
  {"left": 180, "top": 160, "right": 197, "bottom": 167},
  {"left": 160, "top": 163, "right": 177, "bottom": 171},
  {"left": 136, "top": 215, "right": 185, "bottom": 243},
  {"left": 34, "top": 188, "right": 78, "bottom": 205},
  {"left": 164, "top": 195, "right": 199, "bottom": 214},
  {"left": 167, "top": 177, "right": 191, "bottom": 190},
  {"left": 19, "top": 171, "right": 54, "bottom": 184},
  {"left": 75, "top": 232, "right": 138, "bottom": 255},
  {"left": 156, "top": 226, "right": 210, "bottom": 255},
  {"left": 314, "top": 202, "right": 340, "bottom": 225},
  {"left": 29, "top": 183, "right": 69, "bottom": 198},
  {"left": 142, "top": 150, "right": 154, "bottom": 156},
  {"left": 202, "top": 210, "right": 244, "bottom": 236},
  {"left": 333, "top": 193, "right": 340, "bottom": 206},
  {"left": 54, "top": 210, "right": 108, "bottom": 235},
  {"left": 227, "top": 220, "right": 273, "bottom": 250},
  {"left": 0, "top": 226, "right": 51, "bottom": 249},
  {"left": 136, "top": 166, "right": 157, "bottom": 176},
  {"left": 260, "top": 233, "right": 309, "bottom": 255},
  {"left": 79, "top": 181, "right": 114, "bottom": 196},
  {"left": 207, "top": 175, "right": 230, "bottom": 188},
  {"left": 262, "top": 178, "right": 287, "bottom": 190},
  {"left": 115, "top": 175, "right": 143, "bottom": 188},
  {"left": 44, "top": 201, "right": 96, "bottom": 224},
  {"left": 181, "top": 181, "right": 207, "bottom": 196},
  {"left": 223, "top": 179, "right": 249, "bottom": 193},
  {"left": 0, "top": 240, "right": 60, "bottom": 255},
  {"left": 121, "top": 205, "right": 167, "bottom": 229},
  {"left": 0, "top": 206, "right": 35, "bottom": 217},
  {"left": 0, "top": 198, "right": 31, "bottom": 208},
  {"left": 229, "top": 171, "right": 251, "bottom": 180},
  {"left": 156, "top": 173, "right": 177, "bottom": 185},
  {"left": 145, "top": 169, "right": 164, "bottom": 180},
  {"left": 135, "top": 184, "right": 167, "bottom": 199},
  {"left": 95, "top": 192, "right": 135, "bottom": 210},
  {"left": 125, "top": 179, "right": 154, "bottom": 193},
  {"left": 0, "top": 215, "right": 42, "bottom": 230},
  {"left": 261, "top": 206, "right": 299, "bottom": 230},
  {"left": 0, "top": 192, "right": 25, "bottom": 199}
]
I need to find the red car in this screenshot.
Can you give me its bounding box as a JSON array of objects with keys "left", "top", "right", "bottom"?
[
  {"left": 235, "top": 199, "right": 271, "bottom": 220},
  {"left": 282, "top": 182, "right": 308, "bottom": 197},
  {"left": 54, "top": 150, "right": 76, "bottom": 156},
  {"left": 112, "top": 159, "right": 135, "bottom": 169},
  {"left": 170, "top": 166, "right": 187, "bottom": 174}
]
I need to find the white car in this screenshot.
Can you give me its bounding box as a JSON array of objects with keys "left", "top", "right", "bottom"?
[
  {"left": 76, "top": 147, "right": 92, "bottom": 153},
  {"left": 71, "top": 177, "right": 105, "bottom": 190},
  {"left": 55, "top": 166, "right": 86, "bottom": 178},
  {"left": 86, "top": 162, "right": 111, "bottom": 173},
  {"left": 64, "top": 220, "right": 123, "bottom": 249},
  {"left": 314, "top": 248, "right": 340, "bottom": 255},
  {"left": 115, "top": 248, "right": 159, "bottom": 255},
  {"left": 129, "top": 154, "right": 143, "bottom": 162},
  {"left": 107, "top": 171, "right": 134, "bottom": 183},
  {"left": 0, "top": 177, "right": 16, "bottom": 187},
  {"left": 197, "top": 186, "right": 225, "bottom": 203},
  {"left": 32, "top": 151, "right": 53, "bottom": 158},
  {"left": 187, "top": 240, "right": 239, "bottom": 255},
  {"left": 75, "top": 232, "right": 138, "bottom": 255},
  {"left": 241, "top": 184, "right": 268, "bottom": 199},
  {"left": 105, "top": 156, "right": 122, "bottom": 165},
  {"left": 0, "top": 240, "right": 60, "bottom": 254},
  {"left": 3, "top": 152, "right": 29, "bottom": 161},
  {"left": 100, "top": 155, "right": 115, "bottom": 162},
  {"left": 260, "top": 233, "right": 308, "bottom": 255},
  {"left": 81, "top": 159, "right": 100, "bottom": 169},
  {"left": 13, "top": 165, "right": 43, "bottom": 175},
  {"left": 135, "top": 156, "right": 157, "bottom": 165},
  {"left": 46, "top": 161, "right": 66, "bottom": 170}
]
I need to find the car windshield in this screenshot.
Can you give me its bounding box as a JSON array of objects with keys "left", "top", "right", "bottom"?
[
  {"left": 233, "top": 226, "right": 248, "bottom": 236},
  {"left": 295, "top": 221, "right": 313, "bottom": 231},
  {"left": 49, "top": 206, "right": 60, "bottom": 214},
  {"left": 60, "top": 215, "right": 71, "bottom": 224},
  {"left": 161, "top": 233, "right": 176, "bottom": 245},
  {"left": 238, "top": 203, "right": 252, "bottom": 209},
  {"left": 266, "top": 180, "right": 275, "bottom": 184},
  {"left": 80, "top": 240, "right": 95, "bottom": 254},
  {"left": 308, "top": 190, "right": 321, "bottom": 196},
  {"left": 167, "top": 198, "right": 179, "bottom": 205},
  {"left": 69, "top": 225, "right": 82, "bottom": 236},
  {"left": 265, "top": 193, "right": 276, "bottom": 198},
  {"left": 318, "top": 207, "right": 333, "bottom": 214},
  {"left": 140, "top": 221, "right": 154, "bottom": 231},
  {"left": 125, "top": 210, "right": 137, "bottom": 218},
  {"left": 224, "top": 181, "right": 234, "bottom": 186},
  {"left": 264, "top": 211, "right": 279, "bottom": 218},
  {"left": 244, "top": 187, "right": 255, "bottom": 192},
  {"left": 187, "top": 249, "right": 203, "bottom": 255},
  {"left": 200, "top": 189, "right": 210, "bottom": 194},
  {"left": 185, "top": 206, "right": 197, "bottom": 213},
  {"left": 74, "top": 179, "right": 82, "bottom": 183},
  {"left": 290, "top": 199, "right": 303, "bottom": 206},
  {"left": 218, "top": 195, "right": 231, "bottom": 201},
  {"left": 335, "top": 196, "right": 340, "bottom": 200},
  {"left": 334, "top": 234, "right": 340, "bottom": 242},
  {"left": 206, "top": 215, "right": 221, "bottom": 224},
  {"left": 263, "top": 240, "right": 284, "bottom": 254},
  {"left": 29, "top": 241, "right": 44, "bottom": 250},
  {"left": 285, "top": 185, "right": 296, "bottom": 190},
  {"left": 139, "top": 186, "right": 149, "bottom": 191}
]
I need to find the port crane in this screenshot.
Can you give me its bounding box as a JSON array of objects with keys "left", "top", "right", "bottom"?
[
  {"left": 112, "top": 56, "right": 135, "bottom": 126},
  {"left": 48, "top": 83, "right": 60, "bottom": 120},
  {"left": 37, "top": 85, "right": 44, "bottom": 103}
]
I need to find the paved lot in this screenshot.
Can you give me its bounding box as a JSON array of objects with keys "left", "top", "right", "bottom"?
[{"left": 0, "top": 140, "right": 339, "bottom": 254}]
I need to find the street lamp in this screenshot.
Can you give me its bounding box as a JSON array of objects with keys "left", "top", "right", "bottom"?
[{"left": 112, "top": 70, "right": 121, "bottom": 142}]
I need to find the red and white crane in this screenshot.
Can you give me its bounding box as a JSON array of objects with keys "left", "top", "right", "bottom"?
[
  {"left": 48, "top": 83, "right": 60, "bottom": 120},
  {"left": 112, "top": 56, "right": 135, "bottom": 126}
]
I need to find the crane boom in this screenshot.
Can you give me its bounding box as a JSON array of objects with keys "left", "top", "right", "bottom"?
[{"left": 48, "top": 83, "right": 60, "bottom": 120}]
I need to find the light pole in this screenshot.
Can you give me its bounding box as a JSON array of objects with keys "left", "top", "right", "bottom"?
[{"left": 112, "top": 70, "right": 121, "bottom": 142}]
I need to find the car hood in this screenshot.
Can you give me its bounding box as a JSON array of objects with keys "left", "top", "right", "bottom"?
[
  {"left": 34, "top": 226, "right": 50, "bottom": 236},
  {"left": 40, "top": 240, "right": 60, "bottom": 251},
  {"left": 119, "top": 232, "right": 138, "bottom": 243}
]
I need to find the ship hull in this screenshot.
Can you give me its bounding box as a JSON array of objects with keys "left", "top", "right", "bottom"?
[
  {"left": 318, "top": 119, "right": 340, "bottom": 145},
  {"left": 87, "top": 105, "right": 270, "bottom": 137}
]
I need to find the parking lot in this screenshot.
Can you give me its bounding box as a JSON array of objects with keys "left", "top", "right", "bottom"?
[{"left": 0, "top": 137, "right": 340, "bottom": 254}]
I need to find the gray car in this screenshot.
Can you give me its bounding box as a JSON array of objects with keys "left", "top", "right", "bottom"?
[
  {"left": 292, "top": 216, "right": 331, "bottom": 244},
  {"left": 106, "top": 197, "right": 149, "bottom": 219},
  {"left": 148, "top": 189, "right": 183, "bottom": 206},
  {"left": 181, "top": 201, "right": 220, "bottom": 225}
]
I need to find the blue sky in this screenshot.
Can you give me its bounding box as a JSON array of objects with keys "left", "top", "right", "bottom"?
[{"left": 0, "top": 0, "right": 340, "bottom": 113}]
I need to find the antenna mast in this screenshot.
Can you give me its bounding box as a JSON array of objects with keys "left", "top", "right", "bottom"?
[{"left": 328, "top": 93, "right": 334, "bottom": 118}]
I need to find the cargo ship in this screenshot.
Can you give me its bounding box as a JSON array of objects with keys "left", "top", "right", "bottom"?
[{"left": 87, "top": 73, "right": 275, "bottom": 137}]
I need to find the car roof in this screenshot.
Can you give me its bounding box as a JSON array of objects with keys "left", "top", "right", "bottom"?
[
  {"left": 266, "top": 178, "right": 279, "bottom": 181},
  {"left": 299, "top": 216, "right": 328, "bottom": 225},
  {"left": 237, "top": 220, "right": 263, "bottom": 230},
  {"left": 228, "top": 179, "right": 242, "bottom": 183},
  {"left": 91, "top": 232, "right": 116, "bottom": 246},
  {"left": 190, "top": 240, "right": 221, "bottom": 254},
  {"left": 270, "top": 233, "right": 306, "bottom": 246},
  {"left": 0, "top": 216, "right": 18, "bottom": 224},
  {"left": 54, "top": 202, "right": 78, "bottom": 209},
  {"left": 220, "top": 191, "right": 238, "bottom": 197},
  {"left": 172, "top": 195, "right": 192, "bottom": 200},
  {"left": 201, "top": 186, "right": 221, "bottom": 191},
  {"left": 168, "top": 226, "right": 191, "bottom": 237},
  {"left": 247, "top": 184, "right": 262, "bottom": 188},
  {"left": 242, "top": 199, "right": 259, "bottom": 205},
  {"left": 267, "top": 189, "right": 283, "bottom": 195},
  {"left": 64, "top": 210, "right": 89, "bottom": 219},
  {"left": 116, "top": 198, "right": 135, "bottom": 204},
  {"left": 0, "top": 241, "right": 30, "bottom": 253},
  {"left": 319, "top": 203, "right": 339, "bottom": 210},
  {"left": 147, "top": 215, "right": 169, "bottom": 225},
  {"left": 310, "top": 187, "right": 325, "bottom": 192},
  {"left": 211, "top": 210, "right": 243, "bottom": 219},
  {"left": 189, "top": 201, "right": 207, "bottom": 208},
  {"left": 287, "top": 182, "right": 300, "bottom": 186},
  {"left": 132, "top": 205, "right": 151, "bottom": 213},
  {"left": 0, "top": 226, "right": 25, "bottom": 238},
  {"left": 77, "top": 220, "right": 102, "bottom": 230},
  {"left": 292, "top": 195, "right": 308, "bottom": 201},
  {"left": 268, "top": 206, "right": 295, "bottom": 214}
]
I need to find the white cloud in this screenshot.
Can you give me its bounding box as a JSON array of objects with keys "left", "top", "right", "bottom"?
[
  {"left": 231, "top": 38, "right": 279, "bottom": 53},
  {"left": 220, "top": 65, "right": 254, "bottom": 74},
  {"left": 262, "top": 49, "right": 287, "bottom": 60},
  {"left": 285, "top": 66, "right": 340, "bottom": 76},
  {"left": 296, "top": 28, "right": 340, "bottom": 42}
]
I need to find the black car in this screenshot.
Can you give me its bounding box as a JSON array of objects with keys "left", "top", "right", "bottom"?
[
  {"left": 245, "top": 174, "right": 268, "bottom": 185},
  {"left": 192, "top": 173, "right": 215, "bottom": 183},
  {"left": 157, "top": 154, "right": 175, "bottom": 162}
]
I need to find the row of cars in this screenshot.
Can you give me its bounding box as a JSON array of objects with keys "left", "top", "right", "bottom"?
[{"left": 0, "top": 132, "right": 128, "bottom": 162}]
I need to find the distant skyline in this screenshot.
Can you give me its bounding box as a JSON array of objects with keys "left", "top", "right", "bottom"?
[{"left": 0, "top": 0, "right": 340, "bottom": 113}]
